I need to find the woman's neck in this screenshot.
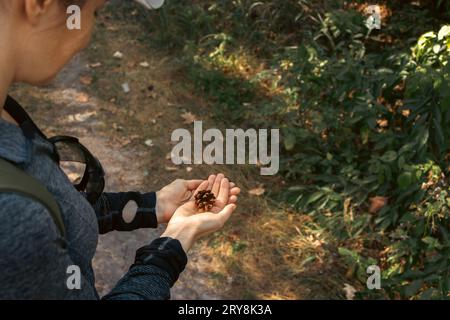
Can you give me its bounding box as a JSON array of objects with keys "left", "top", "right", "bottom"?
[
  {"left": 0, "top": 72, "right": 10, "bottom": 112},
  {"left": 0, "top": 40, "right": 17, "bottom": 125}
]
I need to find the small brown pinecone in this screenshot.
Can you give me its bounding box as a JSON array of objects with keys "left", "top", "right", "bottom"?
[{"left": 194, "top": 190, "right": 216, "bottom": 211}]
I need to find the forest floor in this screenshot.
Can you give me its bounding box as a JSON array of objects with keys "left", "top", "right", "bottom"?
[{"left": 10, "top": 8, "right": 347, "bottom": 300}]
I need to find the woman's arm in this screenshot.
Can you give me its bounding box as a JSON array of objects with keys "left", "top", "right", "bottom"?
[
  {"left": 102, "top": 237, "right": 187, "bottom": 300},
  {"left": 88, "top": 179, "right": 209, "bottom": 234},
  {"left": 90, "top": 192, "right": 158, "bottom": 234}
]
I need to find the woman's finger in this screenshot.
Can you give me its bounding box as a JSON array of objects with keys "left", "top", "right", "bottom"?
[
  {"left": 207, "top": 175, "right": 216, "bottom": 190},
  {"left": 211, "top": 173, "right": 224, "bottom": 196},
  {"left": 230, "top": 187, "right": 241, "bottom": 195},
  {"left": 217, "top": 203, "right": 236, "bottom": 226},
  {"left": 217, "top": 178, "right": 230, "bottom": 205},
  {"left": 228, "top": 195, "right": 238, "bottom": 203}
]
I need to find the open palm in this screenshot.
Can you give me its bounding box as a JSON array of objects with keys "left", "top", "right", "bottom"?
[
  {"left": 163, "top": 174, "right": 239, "bottom": 251},
  {"left": 156, "top": 175, "right": 240, "bottom": 224}
]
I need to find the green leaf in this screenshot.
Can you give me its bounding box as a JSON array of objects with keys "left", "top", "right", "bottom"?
[
  {"left": 422, "top": 237, "right": 442, "bottom": 249},
  {"left": 433, "top": 44, "right": 441, "bottom": 54},
  {"left": 397, "top": 172, "right": 413, "bottom": 189},
  {"left": 416, "top": 128, "right": 429, "bottom": 150},
  {"left": 438, "top": 25, "right": 450, "bottom": 41},
  {"left": 306, "top": 191, "right": 325, "bottom": 205},
  {"left": 380, "top": 150, "right": 398, "bottom": 163},
  {"left": 284, "top": 134, "right": 296, "bottom": 151},
  {"left": 404, "top": 280, "right": 424, "bottom": 297}
]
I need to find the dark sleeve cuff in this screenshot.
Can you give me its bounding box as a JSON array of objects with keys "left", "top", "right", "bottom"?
[
  {"left": 132, "top": 237, "right": 188, "bottom": 287},
  {"left": 95, "top": 192, "right": 158, "bottom": 234}
]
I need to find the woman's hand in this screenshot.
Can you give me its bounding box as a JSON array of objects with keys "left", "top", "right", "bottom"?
[
  {"left": 161, "top": 174, "right": 239, "bottom": 253},
  {"left": 156, "top": 175, "right": 240, "bottom": 224},
  {"left": 156, "top": 179, "right": 202, "bottom": 224}
]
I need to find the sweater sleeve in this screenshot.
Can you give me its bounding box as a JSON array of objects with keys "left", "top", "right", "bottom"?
[
  {"left": 102, "top": 237, "right": 188, "bottom": 300},
  {"left": 89, "top": 192, "right": 158, "bottom": 234}
]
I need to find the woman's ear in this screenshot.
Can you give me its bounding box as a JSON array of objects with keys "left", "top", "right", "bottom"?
[{"left": 23, "top": 0, "right": 55, "bottom": 25}]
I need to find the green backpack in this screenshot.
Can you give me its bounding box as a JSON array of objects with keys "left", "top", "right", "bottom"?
[{"left": 0, "top": 158, "right": 66, "bottom": 243}]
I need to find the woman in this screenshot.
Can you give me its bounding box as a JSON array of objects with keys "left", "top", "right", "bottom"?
[{"left": 0, "top": 0, "right": 240, "bottom": 299}]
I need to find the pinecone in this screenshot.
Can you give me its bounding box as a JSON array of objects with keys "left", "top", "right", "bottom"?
[{"left": 194, "top": 190, "right": 216, "bottom": 211}]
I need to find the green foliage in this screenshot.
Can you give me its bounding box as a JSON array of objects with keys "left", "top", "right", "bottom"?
[
  {"left": 147, "top": 1, "right": 450, "bottom": 299},
  {"left": 280, "top": 22, "right": 450, "bottom": 299}
]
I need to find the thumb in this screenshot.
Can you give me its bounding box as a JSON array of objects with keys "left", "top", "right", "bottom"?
[{"left": 217, "top": 203, "right": 237, "bottom": 226}]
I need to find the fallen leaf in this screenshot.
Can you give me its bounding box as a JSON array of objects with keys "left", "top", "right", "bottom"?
[
  {"left": 181, "top": 112, "right": 197, "bottom": 124},
  {"left": 343, "top": 283, "right": 357, "bottom": 300},
  {"left": 248, "top": 186, "right": 265, "bottom": 196},
  {"left": 377, "top": 119, "right": 389, "bottom": 128},
  {"left": 113, "top": 51, "right": 123, "bottom": 59},
  {"left": 119, "top": 138, "right": 132, "bottom": 147},
  {"left": 89, "top": 62, "right": 102, "bottom": 68},
  {"left": 79, "top": 75, "right": 93, "bottom": 85},
  {"left": 75, "top": 93, "right": 89, "bottom": 103},
  {"left": 71, "top": 111, "right": 97, "bottom": 123},
  {"left": 112, "top": 123, "right": 124, "bottom": 131},
  {"left": 122, "top": 83, "right": 130, "bottom": 93},
  {"left": 369, "top": 196, "right": 388, "bottom": 214},
  {"left": 165, "top": 166, "right": 179, "bottom": 172},
  {"left": 140, "top": 61, "right": 150, "bottom": 68},
  {"left": 144, "top": 139, "right": 154, "bottom": 147}
]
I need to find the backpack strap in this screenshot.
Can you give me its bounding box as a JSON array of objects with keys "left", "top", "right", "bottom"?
[{"left": 0, "top": 158, "right": 66, "bottom": 244}]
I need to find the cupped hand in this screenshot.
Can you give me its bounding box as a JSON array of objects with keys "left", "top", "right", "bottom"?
[
  {"left": 156, "top": 175, "right": 240, "bottom": 224},
  {"left": 161, "top": 174, "right": 240, "bottom": 253}
]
